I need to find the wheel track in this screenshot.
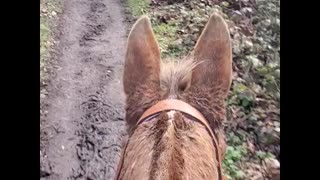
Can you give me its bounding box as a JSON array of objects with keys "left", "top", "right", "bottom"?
[{"left": 40, "top": 0, "right": 127, "bottom": 179}]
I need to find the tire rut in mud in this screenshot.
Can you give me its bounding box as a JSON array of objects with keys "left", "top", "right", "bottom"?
[
  {"left": 70, "top": 0, "right": 126, "bottom": 179},
  {"left": 74, "top": 92, "right": 125, "bottom": 179},
  {"left": 40, "top": 0, "right": 127, "bottom": 179}
]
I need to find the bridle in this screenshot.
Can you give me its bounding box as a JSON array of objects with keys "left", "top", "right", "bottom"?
[{"left": 115, "top": 99, "right": 225, "bottom": 180}]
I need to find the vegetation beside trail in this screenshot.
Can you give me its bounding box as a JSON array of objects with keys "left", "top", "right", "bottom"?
[
  {"left": 40, "top": 0, "right": 62, "bottom": 155},
  {"left": 127, "top": 0, "right": 280, "bottom": 179}
]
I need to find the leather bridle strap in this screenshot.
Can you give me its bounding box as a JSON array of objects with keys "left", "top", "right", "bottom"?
[{"left": 116, "top": 99, "right": 224, "bottom": 180}]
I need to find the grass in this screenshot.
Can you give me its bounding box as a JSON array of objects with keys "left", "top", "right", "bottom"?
[
  {"left": 127, "top": 0, "right": 186, "bottom": 58},
  {"left": 40, "top": 0, "right": 61, "bottom": 82},
  {"left": 153, "top": 23, "right": 185, "bottom": 58},
  {"left": 40, "top": 19, "right": 50, "bottom": 63},
  {"left": 127, "top": 0, "right": 150, "bottom": 17}
]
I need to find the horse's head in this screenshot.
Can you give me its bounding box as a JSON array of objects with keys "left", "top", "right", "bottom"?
[
  {"left": 124, "top": 12, "right": 232, "bottom": 132},
  {"left": 120, "top": 13, "right": 232, "bottom": 179}
]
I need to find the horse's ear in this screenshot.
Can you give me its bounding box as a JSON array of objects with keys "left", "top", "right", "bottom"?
[
  {"left": 191, "top": 13, "right": 232, "bottom": 97},
  {"left": 124, "top": 16, "right": 161, "bottom": 96}
]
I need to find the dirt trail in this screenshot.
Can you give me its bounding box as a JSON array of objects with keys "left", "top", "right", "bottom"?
[{"left": 40, "top": 0, "right": 128, "bottom": 179}]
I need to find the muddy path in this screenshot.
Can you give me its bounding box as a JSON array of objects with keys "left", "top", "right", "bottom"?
[{"left": 40, "top": 0, "right": 128, "bottom": 179}]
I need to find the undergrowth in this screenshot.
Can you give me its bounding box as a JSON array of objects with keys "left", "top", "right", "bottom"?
[{"left": 126, "top": 0, "right": 280, "bottom": 179}]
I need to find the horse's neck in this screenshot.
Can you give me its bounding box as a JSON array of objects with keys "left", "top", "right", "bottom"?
[{"left": 118, "top": 111, "right": 219, "bottom": 180}]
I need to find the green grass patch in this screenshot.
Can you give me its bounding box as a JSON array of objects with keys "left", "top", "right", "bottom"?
[
  {"left": 153, "top": 23, "right": 177, "bottom": 57},
  {"left": 40, "top": 0, "right": 61, "bottom": 81},
  {"left": 153, "top": 22, "right": 186, "bottom": 58},
  {"left": 127, "top": 0, "right": 150, "bottom": 17},
  {"left": 40, "top": 19, "right": 50, "bottom": 60}
]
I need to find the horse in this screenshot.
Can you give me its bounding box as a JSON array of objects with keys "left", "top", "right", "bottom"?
[{"left": 116, "top": 13, "right": 232, "bottom": 180}]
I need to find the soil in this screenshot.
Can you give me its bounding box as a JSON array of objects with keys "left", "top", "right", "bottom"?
[{"left": 40, "top": 0, "right": 128, "bottom": 179}]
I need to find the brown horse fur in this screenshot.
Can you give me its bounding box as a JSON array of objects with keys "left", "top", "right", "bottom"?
[{"left": 119, "top": 13, "right": 232, "bottom": 180}]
